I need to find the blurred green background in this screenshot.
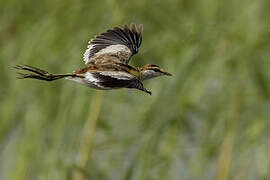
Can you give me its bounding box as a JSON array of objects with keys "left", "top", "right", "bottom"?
[{"left": 0, "top": 0, "right": 269, "bottom": 179}]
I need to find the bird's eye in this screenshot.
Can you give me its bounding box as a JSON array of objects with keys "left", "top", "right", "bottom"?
[{"left": 152, "top": 68, "right": 162, "bottom": 72}]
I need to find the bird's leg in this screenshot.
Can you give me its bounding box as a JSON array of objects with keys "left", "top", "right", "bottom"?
[
  {"left": 14, "top": 64, "right": 56, "bottom": 81},
  {"left": 13, "top": 64, "right": 77, "bottom": 81},
  {"left": 14, "top": 64, "right": 50, "bottom": 76}
]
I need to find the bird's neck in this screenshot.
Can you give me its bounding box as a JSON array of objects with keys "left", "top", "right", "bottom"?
[{"left": 124, "top": 66, "right": 156, "bottom": 81}]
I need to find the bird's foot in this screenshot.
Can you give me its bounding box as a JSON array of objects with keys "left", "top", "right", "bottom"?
[{"left": 13, "top": 64, "right": 53, "bottom": 81}]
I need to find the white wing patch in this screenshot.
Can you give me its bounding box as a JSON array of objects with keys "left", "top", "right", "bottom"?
[
  {"left": 95, "top": 45, "right": 130, "bottom": 56},
  {"left": 83, "top": 44, "right": 132, "bottom": 65},
  {"left": 65, "top": 74, "right": 102, "bottom": 89},
  {"left": 66, "top": 71, "right": 138, "bottom": 90},
  {"left": 85, "top": 72, "right": 99, "bottom": 83},
  {"left": 83, "top": 72, "right": 110, "bottom": 89},
  {"left": 83, "top": 44, "right": 94, "bottom": 64},
  {"left": 98, "top": 71, "right": 135, "bottom": 80}
]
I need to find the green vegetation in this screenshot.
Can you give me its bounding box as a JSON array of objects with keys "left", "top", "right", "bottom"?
[{"left": 0, "top": 0, "right": 269, "bottom": 179}]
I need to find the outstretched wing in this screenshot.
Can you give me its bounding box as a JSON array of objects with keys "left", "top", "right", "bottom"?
[
  {"left": 83, "top": 24, "right": 143, "bottom": 65},
  {"left": 88, "top": 71, "right": 137, "bottom": 89},
  {"left": 86, "top": 71, "right": 150, "bottom": 94}
]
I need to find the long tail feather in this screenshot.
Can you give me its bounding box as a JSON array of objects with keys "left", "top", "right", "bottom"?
[{"left": 13, "top": 64, "right": 79, "bottom": 81}]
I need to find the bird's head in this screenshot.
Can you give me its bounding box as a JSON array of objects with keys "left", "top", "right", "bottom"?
[{"left": 139, "top": 64, "right": 172, "bottom": 81}]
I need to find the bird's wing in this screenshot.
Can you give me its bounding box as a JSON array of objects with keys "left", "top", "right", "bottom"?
[
  {"left": 85, "top": 71, "right": 137, "bottom": 89},
  {"left": 90, "top": 71, "right": 150, "bottom": 94},
  {"left": 83, "top": 24, "right": 143, "bottom": 65}
]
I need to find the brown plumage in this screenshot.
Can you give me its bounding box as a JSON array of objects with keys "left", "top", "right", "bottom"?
[{"left": 14, "top": 24, "right": 172, "bottom": 95}]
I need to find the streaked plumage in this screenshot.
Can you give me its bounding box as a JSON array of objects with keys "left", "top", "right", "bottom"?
[{"left": 14, "top": 24, "right": 172, "bottom": 95}]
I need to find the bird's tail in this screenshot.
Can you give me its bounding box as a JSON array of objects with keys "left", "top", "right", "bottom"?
[{"left": 13, "top": 64, "right": 80, "bottom": 81}]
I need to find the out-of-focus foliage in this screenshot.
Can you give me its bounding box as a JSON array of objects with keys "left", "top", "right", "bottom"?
[{"left": 0, "top": 0, "right": 269, "bottom": 179}]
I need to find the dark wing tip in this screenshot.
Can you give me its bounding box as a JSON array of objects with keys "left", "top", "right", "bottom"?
[
  {"left": 122, "top": 23, "right": 143, "bottom": 53},
  {"left": 84, "top": 23, "right": 143, "bottom": 64},
  {"left": 94, "top": 23, "right": 143, "bottom": 54}
]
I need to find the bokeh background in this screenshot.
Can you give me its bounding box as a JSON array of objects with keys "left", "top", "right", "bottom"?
[{"left": 0, "top": 0, "right": 269, "bottom": 179}]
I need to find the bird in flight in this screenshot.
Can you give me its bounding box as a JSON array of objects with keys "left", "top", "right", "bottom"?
[{"left": 14, "top": 24, "right": 172, "bottom": 95}]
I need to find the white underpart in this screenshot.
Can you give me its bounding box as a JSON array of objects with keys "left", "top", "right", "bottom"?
[{"left": 83, "top": 44, "right": 131, "bottom": 64}]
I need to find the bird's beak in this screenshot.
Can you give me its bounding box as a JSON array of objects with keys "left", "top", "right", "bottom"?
[
  {"left": 160, "top": 69, "right": 172, "bottom": 76},
  {"left": 163, "top": 71, "right": 172, "bottom": 76}
]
